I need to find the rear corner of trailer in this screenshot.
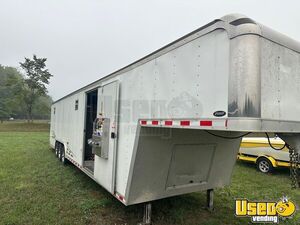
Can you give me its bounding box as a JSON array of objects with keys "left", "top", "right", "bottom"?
[
  {"left": 49, "top": 102, "right": 57, "bottom": 149},
  {"left": 124, "top": 14, "right": 264, "bottom": 205}
]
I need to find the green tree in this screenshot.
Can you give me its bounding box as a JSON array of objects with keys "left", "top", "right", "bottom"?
[
  {"left": 0, "top": 104, "right": 9, "bottom": 123},
  {"left": 19, "top": 55, "right": 53, "bottom": 122},
  {"left": 32, "top": 95, "right": 53, "bottom": 119},
  {"left": 0, "top": 65, "right": 24, "bottom": 121}
]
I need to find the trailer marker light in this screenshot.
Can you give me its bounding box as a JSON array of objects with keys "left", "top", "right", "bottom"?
[
  {"left": 115, "top": 193, "right": 125, "bottom": 203},
  {"left": 200, "top": 120, "right": 212, "bottom": 126},
  {"left": 180, "top": 121, "right": 190, "bottom": 126},
  {"left": 141, "top": 120, "right": 147, "bottom": 125},
  {"left": 165, "top": 121, "right": 173, "bottom": 126},
  {"left": 152, "top": 120, "right": 159, "bottom": 125}
]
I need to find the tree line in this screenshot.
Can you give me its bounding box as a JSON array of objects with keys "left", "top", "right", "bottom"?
[{"left": 0, "top": 55, "right": 53, "bottom": 122}]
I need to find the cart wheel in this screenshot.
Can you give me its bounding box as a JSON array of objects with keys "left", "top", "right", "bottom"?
[
  {"left": 55, "top": 142, "right": 59, "bottom": 158},
  {"left": 257, "top": 157, "right": 273, "bottom": 173}
]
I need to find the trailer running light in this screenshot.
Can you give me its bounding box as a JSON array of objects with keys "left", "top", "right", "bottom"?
[
  {"left": 200, "top": 120, "right": 213, "bottom": 126},
  {"left": 139, "top": 119, "right": 228, "bottom": 129},
  {"left": 165, "top": 121, "right": 173, "bottom": 126},
  {"left": 152, "top": 120, "right": 159, "bottom": 125},
  {"left": 180, "top": 121, "right": 190, "bottom": 126},
  {"left": 115, "top": 193, "right": 126, "bottom": 203}
]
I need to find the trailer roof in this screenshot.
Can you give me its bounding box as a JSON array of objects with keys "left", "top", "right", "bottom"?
[{"left": 53, "top": 14, "right": 300, "bottom": 104}]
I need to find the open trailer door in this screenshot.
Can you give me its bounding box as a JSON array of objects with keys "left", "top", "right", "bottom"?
[{"left": 93, "top": 81, "right": 119, "bottom": 193}]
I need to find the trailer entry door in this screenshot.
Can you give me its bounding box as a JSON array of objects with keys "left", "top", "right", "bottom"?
[
  {"left": 83, "top": 89, "right": 98, "bottom": 173},
  {"left": 94, "top": 81, "right": 119, "bottom": 193}
]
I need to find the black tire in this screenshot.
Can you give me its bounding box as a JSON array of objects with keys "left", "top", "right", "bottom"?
[
  {"left": 58, "top": 143, "right": 62, "bottom": 160},
  {"left": 256, "top": 157, "right": 273, "bottom": 173},
  {"left": 59, "top": 144, "right": 68, "bottom": 165},
  {"left": 55, "top": 142, "right": 59, "bottom": 158}
]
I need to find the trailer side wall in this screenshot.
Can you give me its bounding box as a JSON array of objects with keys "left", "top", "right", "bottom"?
[{"left": 116, "top": 29, "right": 230, "bottom": 195}]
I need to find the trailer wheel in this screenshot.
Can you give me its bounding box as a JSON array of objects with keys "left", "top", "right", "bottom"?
[
  {"left": 55, "top": 142, "right": 59, "bottom": 158},
  {"left": 58, "top": 143, "right": 62, "bottom": 160},
  {"left": 256, "top": 157, "right": 273, "bottom": 173},
  {"left": 59, "top": 144, "right": 68, "bottom": 165}
]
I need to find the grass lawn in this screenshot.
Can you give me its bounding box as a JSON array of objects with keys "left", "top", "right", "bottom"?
[
  {"left": 0, "top": 120, "right": 50, "bottom": 132},
  {"left": 0, "top": 123, "right": 299, "bottom": 225}
]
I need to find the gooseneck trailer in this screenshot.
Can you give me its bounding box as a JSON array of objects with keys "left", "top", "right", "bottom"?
[{"left": 50, "top": 14, "right": 300, "bottom": 223}]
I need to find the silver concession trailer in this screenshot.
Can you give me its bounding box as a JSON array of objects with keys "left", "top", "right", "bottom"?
[{"left": 50, "top": 13, "right": 300, "bottom": 222}]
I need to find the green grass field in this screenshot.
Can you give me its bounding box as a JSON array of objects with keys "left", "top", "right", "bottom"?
[
  {"left": 0, "top": 120, "right": 50, "bottom": 132},
  {"left": 0, "top": 122, "right": 299, "bottom": 225}
]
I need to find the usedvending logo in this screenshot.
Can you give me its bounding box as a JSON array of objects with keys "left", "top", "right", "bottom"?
[{"left": 235, "top": 197, "right": 296, "bottom": 223}]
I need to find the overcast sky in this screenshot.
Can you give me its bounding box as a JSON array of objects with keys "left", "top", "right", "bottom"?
[{"left": 1, "top": 0, "right": 299, "bottom": 100}]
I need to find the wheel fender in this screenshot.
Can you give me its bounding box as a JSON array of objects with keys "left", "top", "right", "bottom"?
[
  {"left": 62, "top": 142, "right": 67, "bottom": 150},
  {"left": 62, "top": 142, "right": 70, "bottom": 158},
  {"left": 256, "top": 155, "right": 277, "bottom": 168}
]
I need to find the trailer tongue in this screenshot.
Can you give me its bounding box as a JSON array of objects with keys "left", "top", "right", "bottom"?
[{"left": 50, "top": 13, "right": 300, "bottom": 224}]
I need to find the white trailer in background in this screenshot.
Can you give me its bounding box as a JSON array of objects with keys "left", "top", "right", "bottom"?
[{"left": 50, "top": 14, "right": 300, "bottom": 223}]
